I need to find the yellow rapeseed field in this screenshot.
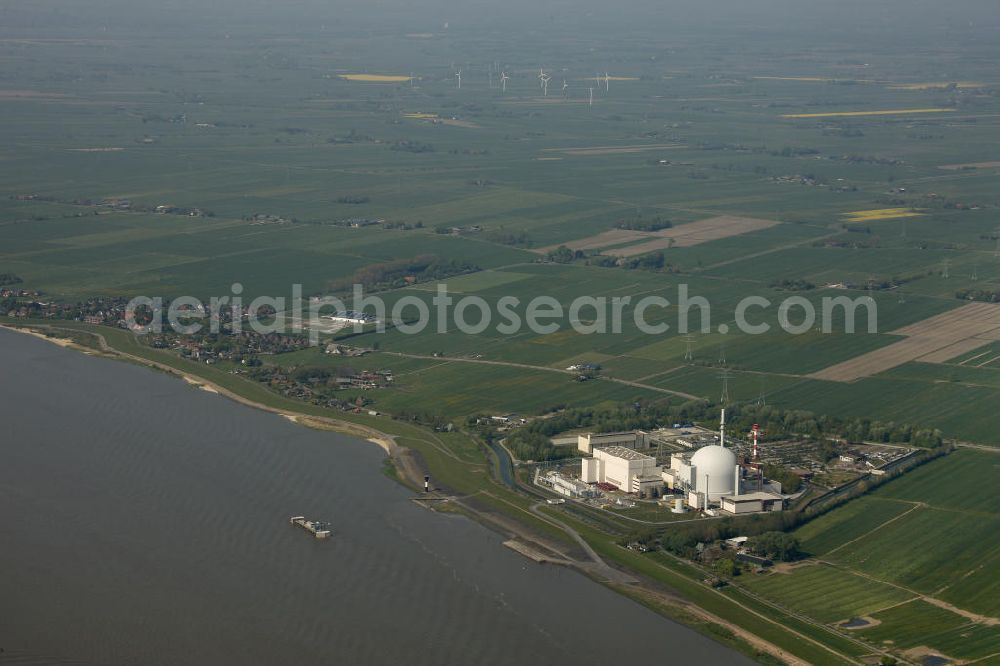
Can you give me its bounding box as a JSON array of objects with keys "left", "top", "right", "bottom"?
[
  {"left": 783, "top": 108, "right": 954, "bottom": 119},
  {"left": 753, "top": 76, "right": 882, "bottom": 84},
  {"left": 754, "top": 76, "right": 832, "bottom": 82},
  {"left": 843, "top": 208, "right": 924, "bottom": 222},
  {"left": 888, "top": 81, "right": 984, "bottom": 90},
  {"left": 339, "top": 74, "right": 412, "bottom": 83}
]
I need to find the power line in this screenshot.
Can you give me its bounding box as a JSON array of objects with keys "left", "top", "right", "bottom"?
[{"left": 720, "top": 367, "right": 731, "bottom": 406}]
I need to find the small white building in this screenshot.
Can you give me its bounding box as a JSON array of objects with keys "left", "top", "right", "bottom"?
[{"left": 581, "top": 446, "right": 661, "bottom": 494}]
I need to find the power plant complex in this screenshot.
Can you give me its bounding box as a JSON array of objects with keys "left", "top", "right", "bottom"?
[{"left": 565, "top": 410, "right": 786, "bottom": 514}]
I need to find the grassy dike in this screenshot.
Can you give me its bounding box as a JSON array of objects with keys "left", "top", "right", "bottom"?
[
  {"left": 4, "top": 318, "right": 875, "bottom": 665},
  {"left": 535, "top": 504, "right": 872, "bottom": 666}
]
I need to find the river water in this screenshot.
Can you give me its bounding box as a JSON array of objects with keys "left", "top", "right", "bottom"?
[{"left": 0, "top": 328, "right": 752, "bottom": 665}]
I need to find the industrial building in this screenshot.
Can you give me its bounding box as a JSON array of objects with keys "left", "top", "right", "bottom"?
[
  {"left": 663, "top": 444, "right": 740, "bottom": 508},
  {"left": 660, "top": 409, "right": 787, "bottom": 513},
  {"left": 581, "top": 446, "right": 661, "bottom": 494},
  {"left": 720, "top": 491, "right": 785, "bottom": 514},
  {"left": 576, "top": 431, "right": 647, "bottom": 455},
  {"left": 541, "top": 471, "right": 600, "bottom": 499},
  {"left": 570, "top": 410, "right": 789, "bottom": 513}
]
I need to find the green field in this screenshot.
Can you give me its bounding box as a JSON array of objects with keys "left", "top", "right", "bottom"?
[
  {"left": 5, "top": 3, "right": 1000, "bottom": 661},
  {"left": 741, "top": 449, "right": 1000, "bottom": 662},
  {"left": 744, "top": 563, "right": 916, "bottom": 624},
  {"left": 859, "top": 600, "right": 1000, "bottom": 663},
  {"left": 793, "top": 496, "right": 914, "bottom": 557}
]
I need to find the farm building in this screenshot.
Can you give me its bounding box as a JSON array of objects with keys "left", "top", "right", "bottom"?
[{"left": 324, "top": 310, "right": 377, "bottom": 325}]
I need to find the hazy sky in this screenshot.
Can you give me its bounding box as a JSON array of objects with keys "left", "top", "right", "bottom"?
[{"left": 2, "top": 0, "right": 998, "bottom": 40}]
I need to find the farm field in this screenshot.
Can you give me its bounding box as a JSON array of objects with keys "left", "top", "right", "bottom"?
[
  {"left": 537, "top": 215, "right": 784, "bottom": 254},
  {"left": 742, "top": 450, "right": 1000, "bottom": 663},
  {"left": 809, "top": 302, "right": 1000, "bottom": 382},
  {"left": 4, "top": 2, "right": 1000, "bottom": 662},
  {"left": 744, "top": 562, "right": 917, "bottom": 624},
  {"left": 792, "top": 496, "right": 914, "bottom": 557},
  {"left": 3, "top": 1, "right": 1000, "bottom": 444},
  {"left": 857, "top": 600, "right": 1000, "bottom": 664}
]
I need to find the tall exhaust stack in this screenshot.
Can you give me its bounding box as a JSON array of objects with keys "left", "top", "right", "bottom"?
[
  {"left": 752, "top": 423, "right": 760, "bottom": 461},
  {"left": 424, "top": 475, "right": 430, "bottom": 493},
  {"left": 719, "top": 408, "right": 726, "bottom": 448}
]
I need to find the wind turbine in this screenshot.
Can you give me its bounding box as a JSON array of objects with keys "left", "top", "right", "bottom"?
[
  {"left": 455, "top": 69, "right": 462, "bottom": 89},
  {"left": 540, "top": 73, "right": 550, "bottom": 96},
  {"left": 588, "top": 87, "right": 594, "bottom": 107},
  {"left": 604, "top": 71, "right": 611, "bottom": 92},
  {"left": 562, "top": 79, "right": 569, "bottom": 95},
  {"left": 538, "top": 67, "right": 546, "bottom": 91},
  {"left": 500, "top": 71, "right": 510, "bottom": 94}
]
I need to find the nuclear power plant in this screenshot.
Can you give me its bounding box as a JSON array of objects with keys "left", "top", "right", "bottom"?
[{"left": 572, "top": 409, "right": 786, "bottom": 514}]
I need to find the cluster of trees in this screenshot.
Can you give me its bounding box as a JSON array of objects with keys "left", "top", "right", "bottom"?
[
  {"left": 747, "top": 531, "right": 803, "bottom": 561},
  {"left": 496, "top": 398, "right": 712, "bottom": 461},
  {"left": 593, "top": 251, "right": 676, "bottom": 272},
  {"left": 720, "top": 404, "right": 944, "bottom": 448},
  {"left": 771, "top": 146, "right": 819, "bottom": 158},
  {"left": 629, "top": 509, "right": 807, "bottom": 559},
  {"left": 762, "top": 464, "right": 803, "bottom": 494},
  {"left": 489, "top": 397, "right": 946, "bottom": 463},
  {"left": 0, "top": 273, "right": 23, "bottom": 286},
  {"left": 618, "top": 252, "right": 667, "bottom": 271},
  {"left": 542, "top": 399, "right": 707, "bottom": 437},
  {"left": 390, "top": 140, "right": 434, "bottom": 153},
  {"left": 543, "top": 246, "right": 582, "bottom": 264},
  {"left": 767, "top": 278, "right": 815, "bottom": 291},
  {"left": 326, "top": 129, "right": 377, "bottom": 145},
  {"left": 502, "top": 430, "right": 572, "bottom": 462},
  {"left": 335, "top": 195, "right": 370, "bottom": 204},
  {"left": 834, "top": 154, "right": 902, "bottom": 166},
  {"left": 0, "top": 295, "right": 15, "bottom": 311},
  {"left": 381, "top": 221, "right": 422, "bottom": 230},
  {"left": 956, "top": 288, "right": 1000, "bottom": 303},
  {"left": 290, "top": 365, "right": 358, "bottom": 383},
  {"left": 483, "top": 230, "right": 531, "bottom": 247},
  {"left": 392, "top": 409, "right": 452, "bottom": 432},
  {"left": 543, "top": 246, "right": 677, "bottom": 273},
  {"left": 331, "top": 255, "right": 478, "bottom": 293},
  {"left": 614, "top": 215, "right": 672, "bottom": 232},
  {"left": 814, "top": 236, "right": 881, "bottom": 249}
]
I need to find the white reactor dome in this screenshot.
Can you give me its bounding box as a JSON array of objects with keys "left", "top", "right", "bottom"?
[{"left": 691, "top": 445, "right": 738, "bottom": 499}]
